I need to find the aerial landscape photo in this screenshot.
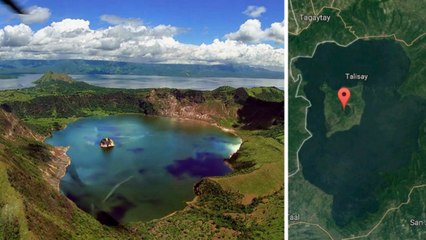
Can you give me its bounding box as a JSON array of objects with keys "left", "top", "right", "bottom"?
[
  {"left": 0, "top": 1, "right": 284, "bottom": 239},
  {"left": 289, "top": 0, "right": 426, "bottom": 239}
]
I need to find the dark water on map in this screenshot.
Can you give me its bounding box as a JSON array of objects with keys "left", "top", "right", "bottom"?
[{"left": 296, "top": 40, "right": 426, "bottom": 226}]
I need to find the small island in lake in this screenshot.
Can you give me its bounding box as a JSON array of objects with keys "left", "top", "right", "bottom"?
[
  {"left": 100, "top": 137, "right": 115, "bottom": 148},
  {"left": 1, "top": 71, "right": 283, "bottom": 239}
]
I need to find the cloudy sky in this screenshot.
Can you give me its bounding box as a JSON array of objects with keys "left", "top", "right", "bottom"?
[{"left": 0, "top": 0, "right": 284, "bottom": 70}]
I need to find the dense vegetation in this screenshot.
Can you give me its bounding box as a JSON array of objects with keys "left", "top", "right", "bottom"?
[
  {"left": 0, "top": 73, "right": 284, "bottom": 239},
  {"left": 289, "top": 0, "right": 426, "bottom": 239}
]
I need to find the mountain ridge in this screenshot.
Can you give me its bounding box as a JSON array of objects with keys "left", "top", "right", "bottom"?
[
  {"left": 0, "top": 75, "right": 284, "bottom": 239},
  {"left": 0, "top": 59, "right": 284, "bottom": 79},
  {"left": 34, "top": 72, "right": 75, "bottom": 84}
]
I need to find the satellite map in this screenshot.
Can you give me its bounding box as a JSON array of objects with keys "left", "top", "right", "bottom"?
[{"left": 288, "top": 0, "right": 426, "bottom": 239}]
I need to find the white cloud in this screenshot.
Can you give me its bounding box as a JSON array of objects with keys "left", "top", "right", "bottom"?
[
  {"left": 19, "top": 6, "right": 51, "bottom": 24},
  {"left": 100, "top": 15, "right": 142, "bottom": 26},
  {"left": 225, "top": 19, "right": 284, "bottom": 44},
  {"left": 243, "top": 6, "right": 266, "bottom": 18},
  {"left": 188, "top": 39, "right": 284, "bottom": 68},
  {"left": 50, "top": 19, "right": 90, "bottom": 33},
  {"left": 225, "top": 19, "right": 264, "bottom": 43},
  {"left": 151, "top": 25, "right": 181, "bottom": 37},
  {"left": 0, "top": 18, "right": 283, "bottom": 69},
  {"left": 265, "top": 21, "right": 284, "bottom": 43},
  {"left": 1, "top": 24, "right": 33, "bottom": 46}
]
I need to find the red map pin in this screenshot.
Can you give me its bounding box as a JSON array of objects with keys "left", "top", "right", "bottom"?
[{"left": 338, "top": 87, "right": 351, "bottom": 110}]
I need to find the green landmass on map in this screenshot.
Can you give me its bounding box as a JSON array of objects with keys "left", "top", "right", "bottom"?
[
  {"left": 289, "top": 0, "right": 426, "bottom": 239},
  {"left": 322, "top": 83, "right": 365, "bottom": 137}
]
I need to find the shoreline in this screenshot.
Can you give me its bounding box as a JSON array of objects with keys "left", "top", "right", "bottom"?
[
  {"left": 42, "top": 146, "right": 71, "bottom": 191},
  {"left": 43, "top": 112, "right": 244, "bottom": 222}
]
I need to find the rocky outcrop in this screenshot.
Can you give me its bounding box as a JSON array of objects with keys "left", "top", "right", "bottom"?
[
  {"left": 236, "top": 96, "right": 284, "bottom": 129},
  {"left": 100, "top": 138, "right": 115, "bottom": 148},
  {"left": 0, "top": 108, "right": 43, "bottom": 141},
  {"left": 4, "top": 77, "right": 283, "bottom": 133},
  {"left": 146, "top": 89, "right": 236, "bottom": 122},
  {"left": 42, "top": 146, "right": 71, "bottom": 191},
  {"left": 0, "top": 108, "right": 69, "bottom": 191},
  {"left": 0, "top": 78, "right": 284, "bottom": 239}
]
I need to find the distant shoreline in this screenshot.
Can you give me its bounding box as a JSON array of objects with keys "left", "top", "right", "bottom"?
[{"left": 0, "top": 73, "right": 284, "bottom": 91}]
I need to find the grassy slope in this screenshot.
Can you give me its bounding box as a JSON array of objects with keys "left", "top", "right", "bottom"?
[
  {"left": 0, "top": 74, "right": 284, "bottom": 239},
  {"left": 0, "top": 114, "right": 133, "bottom": 239},
  {"left": 0, "top": 162, "right": 31, "bottom": 240},
  {"left": 213, "top": 132, "right": 284, "bottom": 203},
  {"left": 289, "top": 0, "right": 426, "bottom": 239}
]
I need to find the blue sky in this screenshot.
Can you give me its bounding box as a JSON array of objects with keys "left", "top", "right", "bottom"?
[{"left": 0, "top": 0, "right": 284, "bottom": 69}]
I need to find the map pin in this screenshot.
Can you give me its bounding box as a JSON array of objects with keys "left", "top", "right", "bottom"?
[{"left": 338, "top": 87, "right": 351, "bottom": 110}]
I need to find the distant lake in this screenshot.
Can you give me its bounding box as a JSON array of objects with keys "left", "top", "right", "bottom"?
[
  {"left": 0, "top": 74, "right": 283, "bottom": 90},
  {"left": 0, "top": 74, "right": 42, "bottom": 89},
  {"left": 45, "top": 115, "right": 241, "bottom": 224}
]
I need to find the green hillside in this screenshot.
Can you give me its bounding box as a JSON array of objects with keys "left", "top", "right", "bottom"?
[{"left": 0, "top": 72, "right": 284, "bottom": 239}]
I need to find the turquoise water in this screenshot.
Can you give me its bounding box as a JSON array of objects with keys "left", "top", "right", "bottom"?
[{"left": 45, "top": 115, "right": 241, "bottom": 225}]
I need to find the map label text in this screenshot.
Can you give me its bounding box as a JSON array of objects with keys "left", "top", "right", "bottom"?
[
  {"left": 300, "top": 15, "right": 331, "bottom": 23},
  {"left": 289, "top": 214, "right": 300, "bottom": 221},
  {"left": 345, "top": 73, "right": 368, "bottom": 81},
  {"left": 410, "top": 219, "right": 426, "bottom": 226}
]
